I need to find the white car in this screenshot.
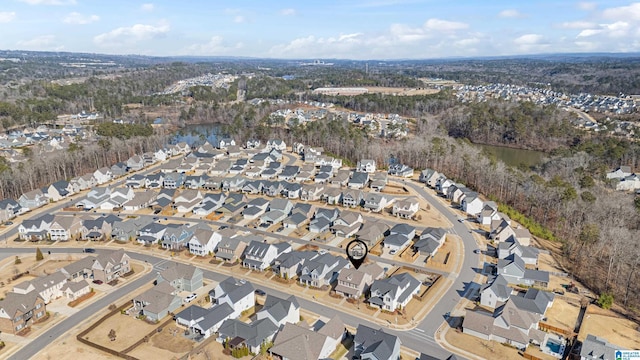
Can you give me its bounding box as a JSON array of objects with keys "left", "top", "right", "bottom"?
[
  {"left": 389, "top": 249, "right": 398, "bottom": 255},
  {"left": 184, "top": 293, "right": 197, "bottom": 303}
]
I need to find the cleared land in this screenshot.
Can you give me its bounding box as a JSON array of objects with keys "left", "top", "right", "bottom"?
[
  {"left": 578, "top": 305, "right": 640, "bottom": 350},
  {"left": 84, "top": 311, "right": 155, "bottom": 352},
  {"left": 445, "top": 329, "right": 520, "bottom": 360},
  {"left": 129, "top": 325, "right": 194, "bottom": 359},
  {"left": 364, "top": 87, "right": 441, "bottom": 96}
]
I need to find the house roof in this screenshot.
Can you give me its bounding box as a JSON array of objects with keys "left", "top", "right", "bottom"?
[
  {"left": 135, "top": 285, "right": 178, "bottom": 314},
  {"left": 94, "top": 249, "right": 128, "bottom": 269},
  {"left": 61, "top": 279, "right": 89, "bottom": 293},
  {"left": 0, "top": 291, "right": 43, "bottom": 317},
  {"left": 580, "top": 334, "right": 621, "bottom": 360},
  {"left": 158, "top": 262, "right": 200, "bottom": 283},
  {"left": 61, "top": 256, "right": 95, "bottom": 276},
  {"left": 370, "top": 272, "right": 421, "bottom": 304},
  {"left": 218, "top": 318, "right": 279, "bottom": 348},
  {"left": 509, "top": 289, "right": 554, "bottom": 315},
  {"left": 259, "top": 294, "right": 299, "bottom": 324},
  {"left": 215, "top": 277, "right": 255, "bottom": 303},
  {"left": 195, "top": 303, "right": 234, "bottom": 332},
  {"left": 354, "top": 324, "right": 399, "bottom": 360}
]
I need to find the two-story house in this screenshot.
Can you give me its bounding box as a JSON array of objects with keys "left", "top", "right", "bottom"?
[
  {"left": 92, "top": 249, "right": 131, "bottom": 283},
  {"left": 368, "top": 273, "right": 421, "bottom": 311},
  {"left": 243, "top": 241, "right": 292, "bottom": 271}
]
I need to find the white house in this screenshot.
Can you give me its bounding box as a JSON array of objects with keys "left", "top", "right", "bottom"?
[
  {"left": 211, "top": 277, "right": 255, "bottom": 318},
  {"left": 368, "top": 273, "right": 421, "bottom": 311},
  {"left": 188, "top": 228, "right": 221, "bottom": 256},
  {"left": 93, "top": 167, "right": 113, "bottom": 185},
  {"left": 460, "top": 193, "right": 484, "bottom": 216},
  {"left": 356, "top": 159, "right": 376, "bottom": 173}
]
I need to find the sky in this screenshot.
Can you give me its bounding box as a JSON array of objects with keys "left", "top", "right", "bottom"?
[{"left": 1, "top": 0, "right": 640, "bottom": 59}]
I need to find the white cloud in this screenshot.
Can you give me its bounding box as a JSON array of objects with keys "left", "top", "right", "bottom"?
[
  {"left": 577, "top": 21, "right": 631, "bottom": 38},
  {"left": 602, "top": 3, "right": 640, "bottom": 21},
  {"left": 578, "top": 2, "right": 597, "bottom": 11},
  {"left": 498, "top": 9, "right": 525, "bottom": 18},
  {"left": 141, "top": 3, "right": 154, "bottom": 12},
  {"left": 17, "top": 35, "right": 63, "bottom": 50},
  {"left": 424, "top": 18, "right": 468, "bottom": 32},
  {"left": 559, "top": 20, "right": 596, "bottom": 29},
  {"left": 94, "top": 23, "right": 170, "bottom": 46},
  {"left": 514, "top": 33, "right": 544, "bottom": 45},
  {"left": 184, "top": 36, "right": 244, "bottom": 55},
  {"left": 63, "top": 12, "right": 99, "bottom": 25},
  {"left": 0, "top": 12, "right": 16, "bottom": 23},
  {"left": 389, "top": 23, "right": 429, "bottom": 43},
  {"left": 280, "top": 8, "right": 296, "bottom": 16},
  {"left": 234, "top": 15, "right": 245, "bottom": 23},
  {"left": 19, "top": 0, "right": 75, "bottom": 5}
]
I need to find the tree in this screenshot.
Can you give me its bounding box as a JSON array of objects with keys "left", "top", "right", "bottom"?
[
  {"left": 36, "top": 247, "right": 44, "bottom": 261},
  {"left": 14, "top": 256, "right": 21, "bottom": 265},
  {"left": 108, "top": 329, "right": 116, "bottom": 341},
  {"left": 597, "top": 292, "right": 614, "bottom": 310},
  {"left": 579, "top": 175, "right": 595, "bottom": 188}
]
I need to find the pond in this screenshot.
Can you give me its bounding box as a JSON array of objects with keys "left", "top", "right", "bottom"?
[
  {"left": 171, "top": 124, "right": 223, "bottom": 147},
  {"left": 475, "top": 143, "right": 547, "bottom": 168}
]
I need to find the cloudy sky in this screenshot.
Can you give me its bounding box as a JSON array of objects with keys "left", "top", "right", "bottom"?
[{"left": 1, "top": 0, "right": 640, "bottom": 59}]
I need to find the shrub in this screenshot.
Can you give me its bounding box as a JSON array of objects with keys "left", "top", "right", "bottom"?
[
  {"left": 597, "top": 292, "right": 614, "bottom": 310},
  {"left": 14, "top": 256, "right": 21, "bottom": 265},
  {"left": 36, "top": 247, "right": 44, "bottom": 261}
]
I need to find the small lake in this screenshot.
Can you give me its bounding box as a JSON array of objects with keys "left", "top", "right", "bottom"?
[
  {"left": 171, "top": 124, "right": 222, "bottom": 147},
  {"left": 475, "top": 143, "right": 546, "bottom": 168}
]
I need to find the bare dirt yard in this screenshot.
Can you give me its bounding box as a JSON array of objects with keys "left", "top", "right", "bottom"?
[
  {"left": 579, "top": 304, "right": 640, "bottom": 350},
  {"left": 364, "top": 87, "right": 441, "bottom": 96},
  {"left": 543, "top": 298, "right": 580, "bottom": 332},
  {"left": 189, "top": 339, "right": 252, "bottom": 360},
  {"left": 445, "top": 329, "right": 521, "bottom": 360},
  {"left": 0, "top": 253, "right": 83, "bottom": 296},
  {"left": 33, "top": 337, "right": 118, "bottom": 360},
  {"left": 129, "top": 325, "right": 194, "bottom": 359},
  {"left": 84, "top": 312, "right": 155, "bottom": 352}
]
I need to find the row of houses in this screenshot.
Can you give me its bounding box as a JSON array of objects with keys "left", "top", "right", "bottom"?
[{"left": 0, "top": 250, "right": 130, "bottom": 335}]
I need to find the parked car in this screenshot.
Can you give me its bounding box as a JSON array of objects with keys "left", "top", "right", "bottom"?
[
  {"left": 92, "top": 279, "right": 103, "bottom": 285},
  {"left": 4, "top": 221, "right": 13, "bottom": 226},
  {"left": 254, "top": 289, "right": 266, "bottom": 296},
  {"left": 184, "top": 293, "right": 197, "bottom": 303},
  {"left": 389, "top": 249, "right": 398, "bottom": 255},
  {"left": 84, "top": 248, "right": 95, "bottom": 253}
]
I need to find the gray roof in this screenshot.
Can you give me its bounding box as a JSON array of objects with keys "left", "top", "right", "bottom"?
[
  {"left": 283, "top": 212, "right": 307, "bottom": 226},
  {"left": 580, "top": 334, "right": 620, "bottom": 360},
  {"left": 175, "top": 304, "right": 209, "bottom": 323},
  {"left": 509, "top": 289, "right": 554, "bottom": 315},
  {"left": 258, "top": 294, "right": 299, "bottom": 323},
  {"left": 62, "top": 256, "right": 95, "bottom": 276},
  {"left": 196, "top": 303, "right": 234, "bottom": 332},
  {"left": 420, "top": 227, "right": 447, "bottom": 241},
  {"left": 245, "top": 240, "right": 271, "bottom": 259},
  {"left": 158, "top": 262, "right": 200, "bottom": 282},
  {"left": 481, "top": 275, "right": 510, "bottom": 300},
  {"left": 218, "top": 318, "right": 279, "bottom": 348},
  {"left": 370, "top": 273, "right": 421, "bottom": 304},
  {"left": 215, "top": 277, "right": 255, "bottom": 303},
  {"left": 354, "top": 324, "right": 400, "bottom": 360},
  {"left": 384, "top": 233, "right": 412, "bottom": 247},
  {"left": 0, "top": 291, "right": 43, "bottom": 317}
]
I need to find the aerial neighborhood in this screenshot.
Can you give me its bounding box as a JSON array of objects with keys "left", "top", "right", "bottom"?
[{"left": 0, "top": 134, "right": 632, "bottom": 360}]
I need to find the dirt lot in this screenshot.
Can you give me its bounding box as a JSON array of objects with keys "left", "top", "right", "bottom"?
[
  {"left": 579, "top": 305, "right": 640, "bottom": 349},
  {"left": 84, "top": 312, "right": 155, "bottom": 352},
  {"left": 129, "top": 325, "right": 194, "bottom": 359},
  {"left": 426, "top": 235, "right": 457, "bottom": 273},
  {"left": 189, "top": 339, "right": 252, "bottom": 360},
  {"left": 364, "top": 87, "right": 441, "bottom": 96},
  {"left": 33, "top": 337, "right": 118, "bottom": 360},
  {"left": 0, "top": 253, "right": 82, "bottom": 296},
  {"left": 544, "top": 298, "right": 580, "bottom": 332},
  {"left": 445, "top": 329, "right": 521, "bottom": 360}
]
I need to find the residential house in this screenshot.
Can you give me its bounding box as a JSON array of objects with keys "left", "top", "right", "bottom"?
[
  {"left": 215, "top": 235, "right": 248, "bottom": 263},
  {"left": 331, "top": 170, "right": 350, "bottom": 187},
  {"left": 420, "top": 169, "right": 441, "bottom": 187},
  {"left": 126, "top": 155, "right": 144, "bottom": 171},
  {"left": 461, "top": 193, "right": 484, "bottom": 216},
  {"left": 260, "top": 198, "right": 293, "bottom": 225},
  {"left": 100, "top": 187, "right": 135, "bottom": 210},
  {"left": 242, "top": 198, "right": 270, "bottom": 220},
  {"left": 266, "top": 139, "right": 287, "bottom": 151},
  {"left": 145, "top": 173, "right": 165, "bottom": 189},
  {"left": 356, "top": 159, "right": 377, "bottom": 173},
  {"left": 243, "top": 240, "right": 292, "bottom": 271},
  {"left": 217, "top": 318, "right": 279, "bottom": 354},
  {"left": 92, "top": 249, "right": 131, "bottom": 283},
  {"left": 93, "top": 167, "right": 113, "bottom": 185},
  {"left": 300, "top": 183, "right": 324, "bottom": 201},
  {"left": 278, "top": 165, "right": 300, "bottom": 181},
  {"left": 436, "top": 177, "right": 454, "bottom": 195},
  {"left": 392, "top": 197, "right": 420, "bottom": 219},
  {"left": 270, "top": 316, "right": 344, "bottom": 360},
  {"left": 353, "top": 325, "right": 401, "bottom": 360},
  {"left": 110, "top": 162, "right": 128, "bottom": 177},
  {"left": 480, "top": 275, "right": 512, "bottom": 309},
  {"left": 136, "top": 222, "right": 167, "bottom": 245},
  {"left": 413, "top": 227, "right": 447, "bottom": 259},
  {"left": 80, "top": 218, "right": 112, "bottom": 241},
  {"left": 0, "top": 292, "right": 47, "bottom": 335},
  {"left": 18, "top": 189, "right": 48, "bottom": 210},
  {"left": 111, "top": 218, "right": 152, "bottom": 243},
  {"left": 161, "top": 224, "right": 194, "bottom": 251},
  {"left": 331, "top": 211, "right": 363, "bottom": 238},
  {"left": 497, "top": 237, "right": 541, "bottom": 266},
  {"left": 273, "top": 251, "right": 317, "bottom": 279},
  {"left": 348, "top": 171, "right": 370, "bottom": 190},
  {"left": 368, "top": 273, "right": 421, "bottom": 311},
  {"left": 497, "top": 254, "right": 549, "bottom": 288},
  {"left": 615, "top": 174, "right": 640, "bottom": 191},
  {"left": 335, "top": 263, "right": 384, "bottom": 298},
  {"left": 45, "top": 180, "right": 74, "bottom": 202},
  {"left": 188, "top": 228, "right": 221, "bottom": 256},
  {"left": 212, "top": 277, "right": 255, "bottom": 318},
  {"left": 363, "top": 193, "right": 395, "bottom": 213},
  {"left": 132, "top": 282, "right": 182, "bottom": 322},
  {"left": 175, "top": 303, "right": 234, "bottom": 339},
  {"left": 321, "top": 187, "right": 343, "bottom": 205},
  {"left": 60, "top": 256, "right": 95, "bottom": 281},
  {"left": 61, "top": 280, "right": 90, "bottom": 300},
  {"left": 388, "top": 163, "right": 413, "bottom": 177},
  {"left": 122, "top": 191, "right": 157, "bottom": 211},
  {"left": 76, "top": 187, "right": 112, "bottom": 209},
  {"left": 580, "top": 334, "right": 621, "bottom": 360},
  {"left": 370, "top": 172, "right": 388, "bottom": 192},
  {"left": 606, "top": 166, "right": 632, "bottom": 179},
  {"left": 356, "top": 221, "right": 389, "bottom": 248},
  {"left": 156, "top": 262, "right": 203, "bottom": 292},
  {"left": 477, "top": 203, "right": 501, "bottom": 225},
  {"left": 0, "top": 199, "right": 22, "bottom": 223},
  {"left": 48, "top": 215, "right": 83, "bottom": 241},
  {"left": 462, "top": 299, "right": 547, "bottom": 350},
  {"left": 13, "top": 272, "right": 67, "bottom": 304},
  {"left": 193, "top": 192, "right": 226, "bottom": 216},
  {"left": 284, "top": 182, "right": 303, "bottom": 199},
  {"left": 18, "top": 214, "right": 53, "bottom": 241},
  {"left": 173, "top": 190, "right": 203, "bottom": 213},
  {"left": 491, "top": 221, "right": 532, "bottom": 247},
  {"left": 299, "top": 253, "right": 350, "bottom": 288},
  {"left": 383, "top": 224, "right": 416, "bottom": 253},
  {"left": 256, "top": 295, "right": 300, "bottom": 327},
  {"left": 163, "top": 172, "right": 185, "bottom": 189},
  {"left": 342, "top": 189, "right": 364, "bottom": 208},
  {"left": 125, "top": 174, "right": 145, "bottom": 189}
]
